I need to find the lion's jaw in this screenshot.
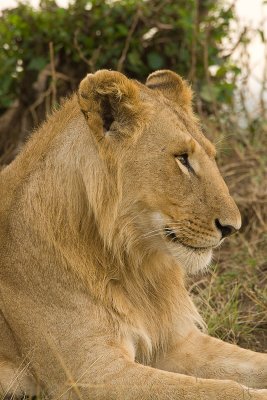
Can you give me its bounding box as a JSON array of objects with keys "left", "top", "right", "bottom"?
[
  {"left": 167, "top": 241, "right": 212, "bottom": 275},
  {"left": 142, "top": 211, "right": 212, "bottom": 274}
]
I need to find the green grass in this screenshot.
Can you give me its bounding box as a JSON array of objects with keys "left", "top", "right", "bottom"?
[{"left": 191, "top": 216, "right": 267, "bottom": 353}]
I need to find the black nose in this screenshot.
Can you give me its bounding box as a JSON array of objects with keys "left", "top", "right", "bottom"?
[{"left": 215, "top": 219, "right": 237, "bottom": 239}]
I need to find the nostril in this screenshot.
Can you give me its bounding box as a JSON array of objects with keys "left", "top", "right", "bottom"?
[{"left": 215, "top": 219, "right": 237, "bottom": 239}]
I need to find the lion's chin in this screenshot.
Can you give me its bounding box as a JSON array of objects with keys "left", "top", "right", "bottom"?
[
  {"left": 167, "top": 242, "right": 213, "bottom": 275},
  {"left": 149, "top": 212, "right": 213, "bottom": 274}
]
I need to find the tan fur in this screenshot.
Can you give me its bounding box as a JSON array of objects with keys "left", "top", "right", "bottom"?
[{"left": 0, "top": 69, "right": 266, "bottom": 399}]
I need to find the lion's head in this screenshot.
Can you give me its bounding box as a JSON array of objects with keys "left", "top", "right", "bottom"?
[{"left": 78, "top": 69, "right": 241, "bottom": 274}]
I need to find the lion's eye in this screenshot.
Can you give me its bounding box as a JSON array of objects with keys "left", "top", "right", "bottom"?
[
  {"left": 176, "top": 153, "right": 188, "bottom": 166},
  {"left": 175, "top": 153, "right": 191, "bottom": 169},
  {"left": 175, "top": 153, "right": 195, "bottom": 174}
]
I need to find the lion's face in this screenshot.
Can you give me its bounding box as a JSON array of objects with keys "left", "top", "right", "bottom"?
[{"left": 79, "top": 70, "right": 241, "bottom": 274}]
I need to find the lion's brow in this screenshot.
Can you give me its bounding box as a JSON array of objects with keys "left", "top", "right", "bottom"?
[
  {"left": 171, "top": 108, "right": 216, "bottom": 158},
  {"left": 205, "top": 142, "right": 216, "bottom": 158},
  {"left": 192, "top": 134, "right": 217, "bottom": 159}
]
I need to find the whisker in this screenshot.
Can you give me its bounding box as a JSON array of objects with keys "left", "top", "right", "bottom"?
[
  {"left": 143, "top": 230, "right": 165, "bottom": 238},
  {"left": 141, "top": 229, "right": 164, "bottom": 238},
  {"left": 143, "top": 227, "right": 188, "bottom": 240}
]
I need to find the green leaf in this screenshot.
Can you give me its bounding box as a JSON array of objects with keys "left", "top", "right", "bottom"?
[
  {"left": 117, "top": 24, "right": 128, "bottom": 36},
  {"left": 28, "top": 57, "right": 47, "bottom": 71},
  {"left": 147, "top": 52, "right": 164, "bottom": 70},
  {"left": 200, "top": 84, "right": 220, "bottom": 103},
  {"left": 127, "top": 50, "right": 144, "bottom": 73}
]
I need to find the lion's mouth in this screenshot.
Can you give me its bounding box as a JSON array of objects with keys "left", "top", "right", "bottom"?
[{"left": 164, "top": 226, "right": 211, "bottom": 252}]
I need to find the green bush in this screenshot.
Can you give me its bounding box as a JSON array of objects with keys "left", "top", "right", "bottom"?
[{"left": 0, "top": 0, "right": 240, "bottom": 112}]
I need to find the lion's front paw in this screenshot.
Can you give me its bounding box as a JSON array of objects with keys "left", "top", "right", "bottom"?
[{"left": 248, "top": 388, "right": 267, "bottom": 399}]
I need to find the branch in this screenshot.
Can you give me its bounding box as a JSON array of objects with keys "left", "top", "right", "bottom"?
[
  {"left": 49, "top": 41, "right": 57, "bottom": 106},
  {"left": 117, "top": 8, "right": 140, "bottom": 72}
]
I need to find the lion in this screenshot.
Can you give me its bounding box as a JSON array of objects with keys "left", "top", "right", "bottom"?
[{"left": 0, "top": 69, "right": 266, "bottom": 400}]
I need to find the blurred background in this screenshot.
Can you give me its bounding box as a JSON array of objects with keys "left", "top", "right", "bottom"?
[{"left": 0, "top": 0, "right": 266, "bottom": 351}]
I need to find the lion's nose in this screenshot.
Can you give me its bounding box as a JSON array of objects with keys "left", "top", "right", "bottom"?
[{"left": 215, "top": 219, "right": 238, "bottom": 238}]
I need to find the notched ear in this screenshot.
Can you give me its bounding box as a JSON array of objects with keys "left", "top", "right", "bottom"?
[
  {"left": 78, "top": 70, "right": 146, "bottom": 143},
  {"left": 146, "top": 70, "right": 193, "bottom": 112}
]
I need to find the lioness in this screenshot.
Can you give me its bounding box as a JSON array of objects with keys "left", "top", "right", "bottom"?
[{"left": 0, "top": 70, "right": 266, "bottom": 399}]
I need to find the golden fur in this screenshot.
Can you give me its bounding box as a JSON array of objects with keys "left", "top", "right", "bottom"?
[{"left": 0, "top": 70, "right": 266, "bottom": 399}]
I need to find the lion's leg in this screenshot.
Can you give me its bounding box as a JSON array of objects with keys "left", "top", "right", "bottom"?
[
  {"left": 48, "top": 355, "right": 267, "bottom": 400},
  {"left": 1, "top": 280, "right": 266, "bottom": 400},
  {"left": 6, "top": 337, "right": 266, "bottom": 400},
  {"left": 1, "top": 348, "right": 265, "bottom": 400},
  {"left": 0, "top": 359, "right": 37, "bottom": 399},
  {"left": 0, "top": 312, "right": 37, "bottom": 398},
  {"left": 155, "top": 327, "right": 267, "bottom": 389},
  {"left": 2, "top": 297, "right": 267, "bottom": 400}
]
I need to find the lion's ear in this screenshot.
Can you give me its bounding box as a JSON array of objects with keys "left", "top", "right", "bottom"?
[
  {"left": 78, "top": 70, "right": 144, "bottom": 143},
  {"left": 146, "top": 70, "right": 193, "bottom": 112}
]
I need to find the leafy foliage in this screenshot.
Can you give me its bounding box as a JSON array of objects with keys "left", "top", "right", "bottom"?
[{"left": 0, "top": 0, "right": 240, "bottom": 112}]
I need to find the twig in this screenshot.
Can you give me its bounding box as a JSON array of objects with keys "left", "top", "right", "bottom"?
[
  {"left": 259, "top": 23, "right": 267, "bottom": 118},
  {"left": 29, "top": 86, "right": 53, "bottom": 125},
  {"left": 117, "top": 8, "right": 140, "bottom": 72},
  {"left": 188, "top": 0, "right": 199, "bottom": 83},
  {"left": 222, "top": 27, "right": 247, "bottom": 58},
  {"left": 202, "top": 24, "right": 222, "bottom": 129},
  {"left": 49, "top": 41, "right": 57, "bottom": 106},
  {"left": 74, "top": 31, "right": 101, "bottom": 72}
]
